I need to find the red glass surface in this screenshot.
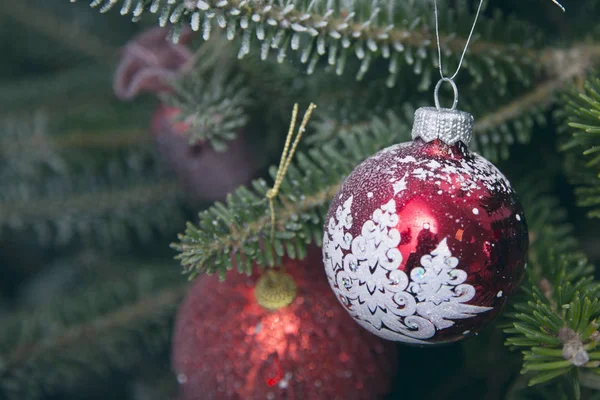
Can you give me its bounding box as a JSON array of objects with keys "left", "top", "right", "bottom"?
[
  {"left": 172, "top": 247, "right": 397, "bottom": 400},
  {"left": 323, "top": 138, "right": 528, "bottom": 344}
]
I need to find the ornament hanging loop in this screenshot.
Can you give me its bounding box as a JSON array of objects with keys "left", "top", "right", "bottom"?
[
  {"left": 433, "top": 0, "right": 484, "bottom": 110},
  {"left": 434, "top": 77, "right": 459, "bottom": 111}
]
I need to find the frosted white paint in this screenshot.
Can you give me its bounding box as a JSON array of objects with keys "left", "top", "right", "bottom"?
[
  {"left": 378, "top": 145, "right": 515, "bottom": 196},
  {"left": 323, "top": 196, "right": 493, "bottom": 344},
  {"left": 392, "top": 173, "right": 408, "bottom": 196}
]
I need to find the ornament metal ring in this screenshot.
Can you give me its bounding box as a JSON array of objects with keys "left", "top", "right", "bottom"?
[{"left": 434, "top": 78, "right": 459, "bottom": 111}]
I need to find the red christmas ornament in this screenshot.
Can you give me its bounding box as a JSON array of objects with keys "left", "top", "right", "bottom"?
[
  {"left": 171, "top": 247, "right": 397, "bottom": 400},
  {"left": 113, "top": 29, "right": 257, "bottom": 201},
  {"left": 151, "top": 105, "right": 256, "bottom": 201},
  {"left": 113, "top": 27, "right": 194, "bottom": 100},
  {"left": 322, "top": 107, "right": 528, "bottom": 345}
]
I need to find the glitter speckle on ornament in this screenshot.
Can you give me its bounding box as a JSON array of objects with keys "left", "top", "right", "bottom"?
[
  {"left": 172, "top": 247, "right": 397, "bottom": 399},
  {"left": 322, "top": 107, "right": 528, "bottom": 345}
]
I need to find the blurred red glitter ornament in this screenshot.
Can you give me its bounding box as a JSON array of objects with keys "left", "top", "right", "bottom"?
[
  {"left": 322, "top": 107, "right": 528, "bottom": 345},
  {"left": 171, "top": 247, "right": 397, "bottom": 400}
]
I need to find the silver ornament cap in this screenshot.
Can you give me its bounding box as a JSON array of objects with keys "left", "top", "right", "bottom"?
[{"left": 411, "top": 107, "right": 474, "bottom": 146}]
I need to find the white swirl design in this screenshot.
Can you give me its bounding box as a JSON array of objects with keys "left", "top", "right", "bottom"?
[{"left": 323, "top": 195, "right": 493, "bottom": 344}]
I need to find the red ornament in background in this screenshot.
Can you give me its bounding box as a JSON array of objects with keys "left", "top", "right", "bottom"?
[
  {"left": 322, "top": 107, "right": 528, "bottom": 345},
  {"left": 113, "top": 27, "right": 194, "bottom": 100},
  {"left": 114, "top": 28, "right": 257, "bottom": 201},
  {"left": 172, "top": 247, "right": 397, "bottom": 400},
  {"left": 151, "top": 105, "right": 256, "bottom": 201}
]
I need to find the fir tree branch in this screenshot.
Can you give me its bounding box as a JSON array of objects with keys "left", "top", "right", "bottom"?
[
  {"left": 1, "top": 1, "right": 116, "bottom": 62},
  {"left": 504, "top": 178, "right": 600, "bottom": 390},
  {"left": 541, "top": 44, "right": 600, "bottom": 80},
  {"left": 174, "top": 167, "right": 341, "bottom": 279},
  {"left": 0, "top": 116, "right": 150, "bottom": 177},
  {"left": 473, "top": 48, "right": 588, "bottom": 135},
  {"left": 0, "top": 112, "right": 67, "bottom": 177},
  {"left": 0, "top": 161, "right": 185, "bottom": 248},
  {"left": 0, "top": 65, "right": 114, "bottom": 116},
  {"left": 0, "top": 267, "right": 186, "bottom": 400},
  {"left": 161, "top": 34, "right": 305, "bottom": 151},
  {"left": 561, "top": 76, "right": 600, "bottom": 218},
  {"left": 173, "top": 111, "right": 410, "bottom": 279},
  {"left": 3, "top": 287, "right": 182, "bottom": 369},
  {"left": 4, "top": 181, "right": 179, "bottom": 221},
  {"left": 465, "top": 45, "right": 599, "bottom": 160},
  {"left": 0, "top": 109, "right": 154, "bottom": 196},
  {"left": 304, "top": 43, "right": 600, "bottom": 162},
  {"left": 164, "top": 70, "right": 250, "bottom": 149},
  {"left": 0, "top": 66, "right": 154, "bottom": 153},
  {"left": 75, "top": 0, "right": 541, "bottom": 87}
]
